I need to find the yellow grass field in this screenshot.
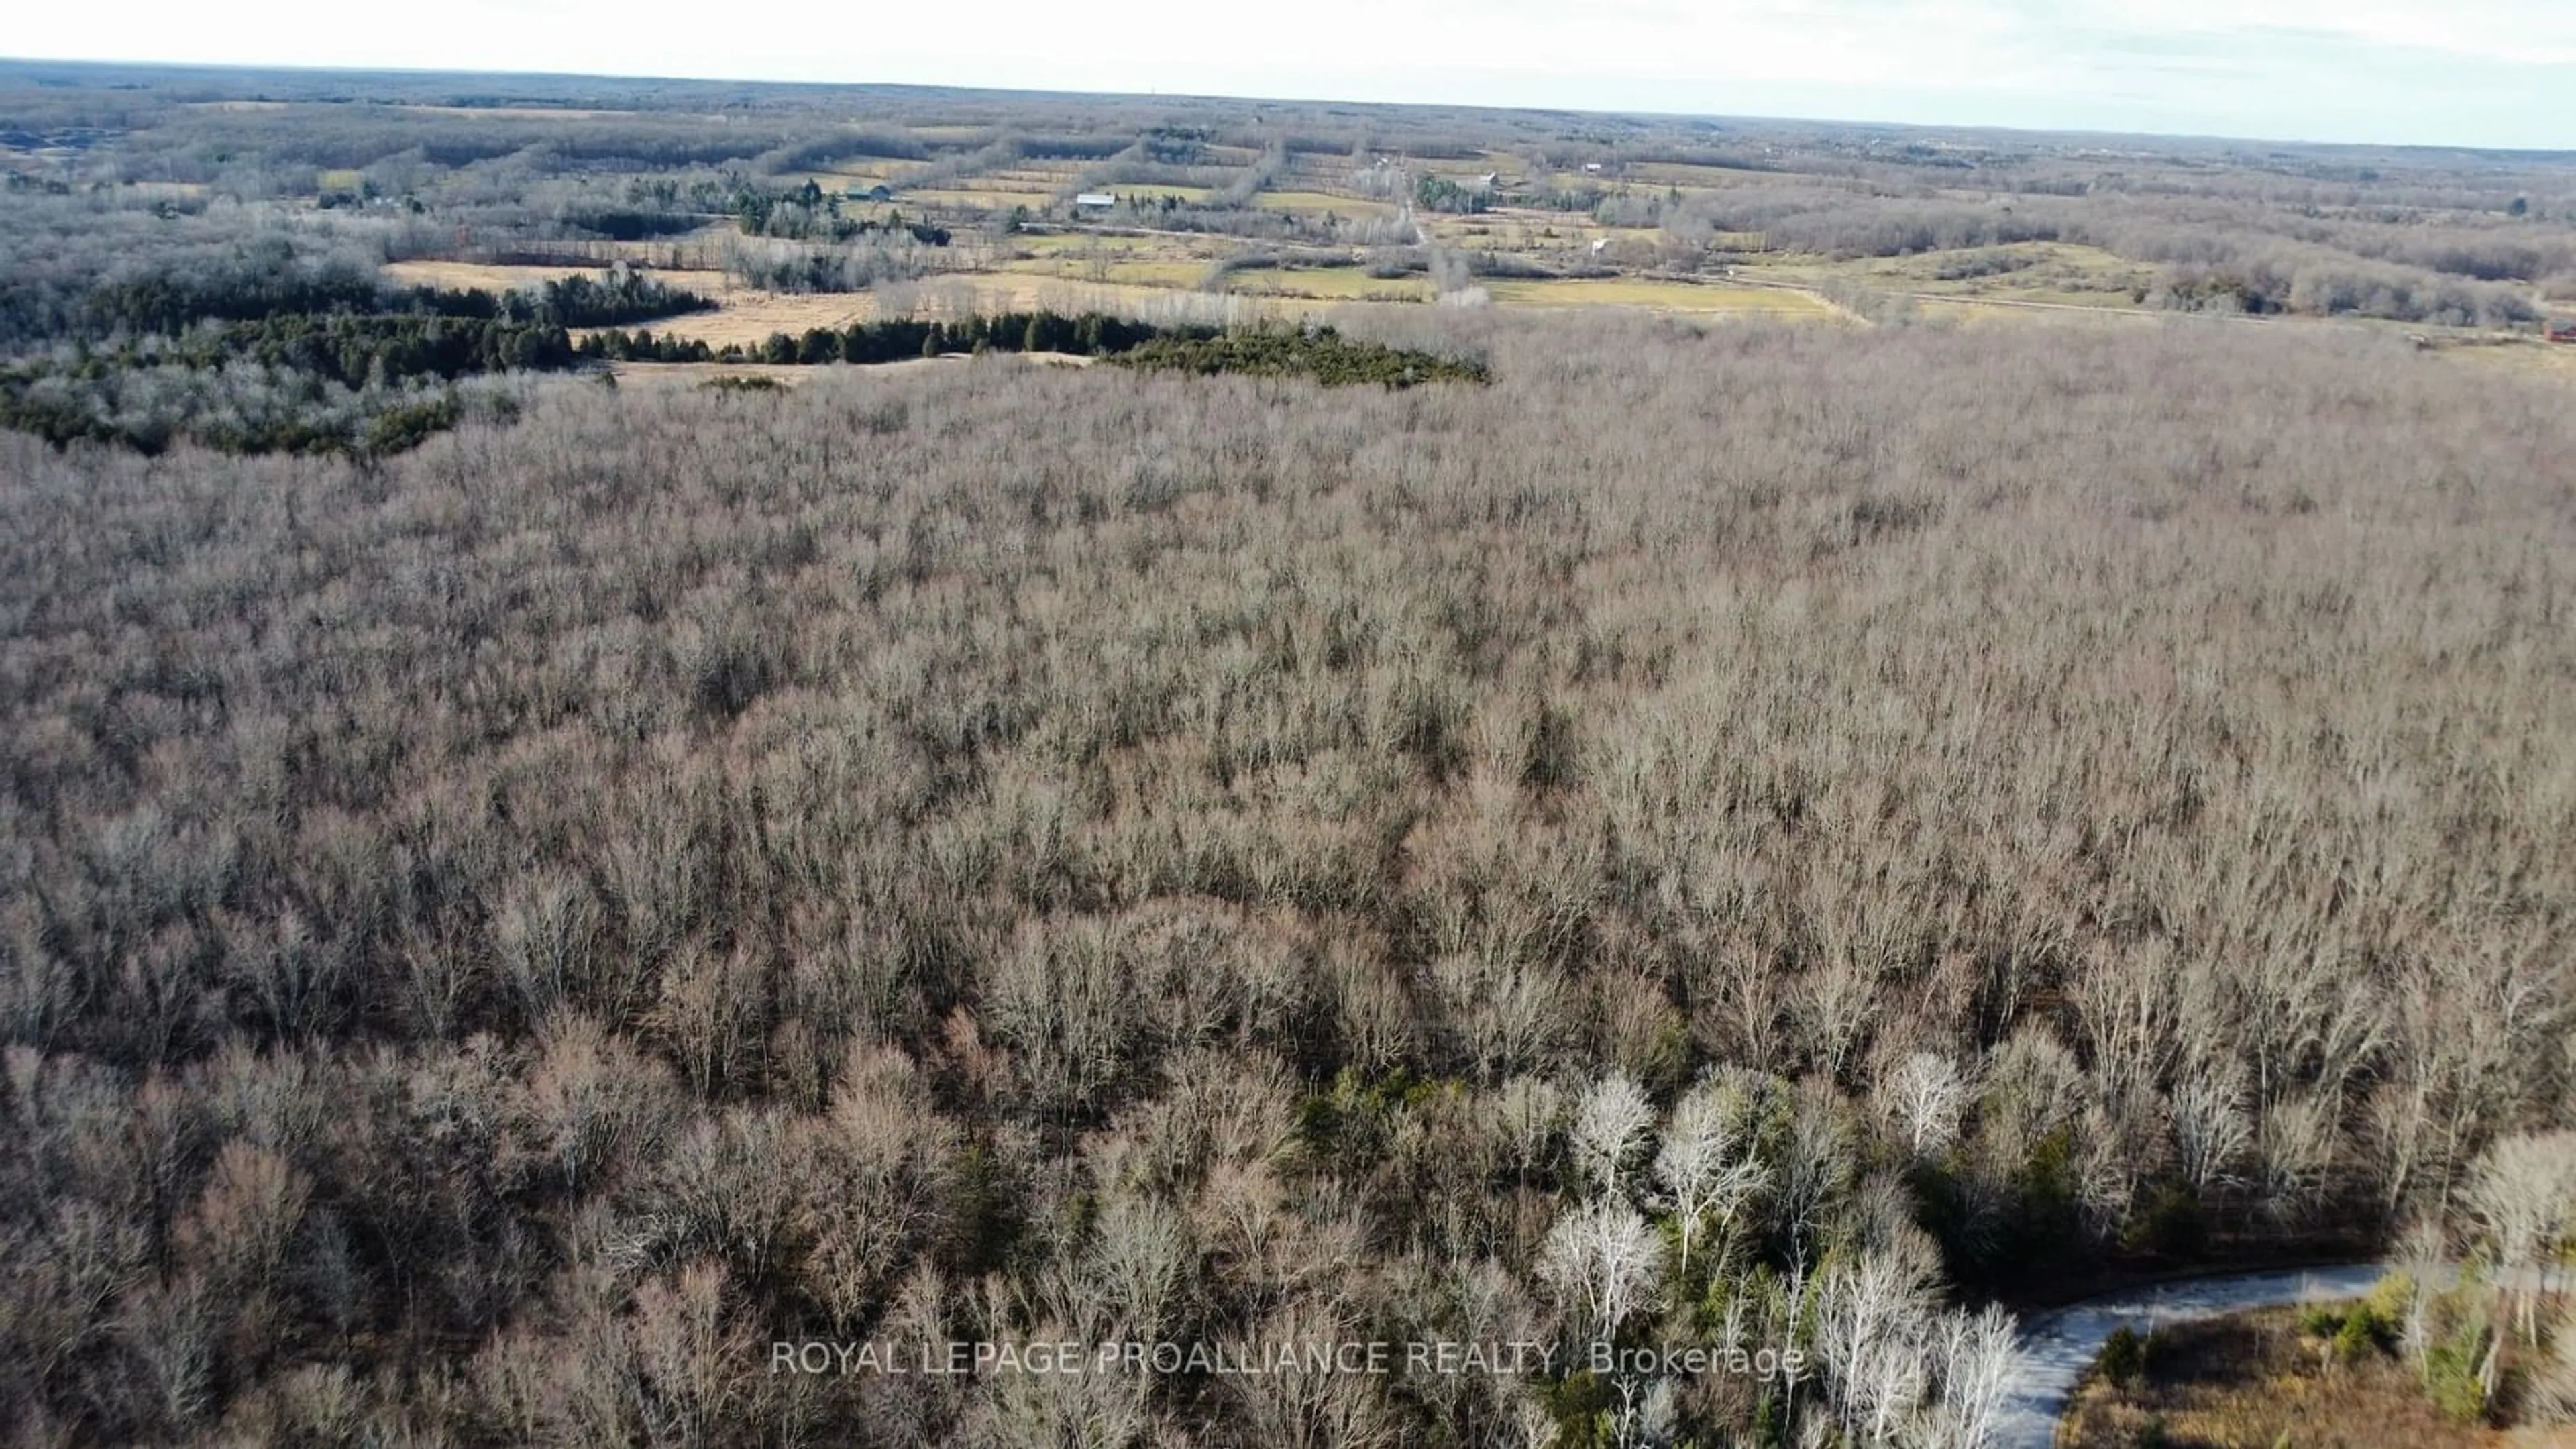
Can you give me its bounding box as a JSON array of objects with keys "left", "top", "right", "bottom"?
[
  {"left": 1011, "top": 233, "right": 1185, "bottom": 256},
  {"left": 382, "top": 260, "right": 622, "bottom": 291},
  {"left": 2430, "top": 336, "right": 2576, "bottom": 384},
  {"left": 1483, "top": 278, "right": 1836, "bottom": 316},
  {"left": 1752, "top": 242, "right": 2157, "bottom": 311},
  {"left": 996, "top": 258, "right": 1212, "bottom": 289},
  {"left": 1256, "top": 191, "right": 1400, "bottom": 219},
  {"left": 388, "top": 251, "right": 1867, "bottom": 346},
  {"left": 902, "top": 188, "right": 1057, "bottom": 211},
  {"left": 620, "top": 290, "right": 879, "bottom": 348}
]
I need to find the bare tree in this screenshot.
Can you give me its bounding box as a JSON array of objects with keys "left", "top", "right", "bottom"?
[
  {"left": 1537, "top": 1199, "right": 1666, "bottom": 1342},
  {"left": 2251, "top": 1087, "right": 2341, "bottom": 1227},
  {"left": 2465, "top": 1129, "right": 2576, "bottom": 1341},
  {"left": 1570, "top": 1073, "right": 1656, "bottom": 1202},
  {"left": 1874, "top": 1050, "right": 1968, "bottom": 1161},
  {"left": 1654, "top": 1073, "right": 1768, "bottom": 1275},
  {"left": 1812, "top": 1248, "right": 1938, "bottom": 1445},
  {"left": 1492, "top": 1074, "right": 1568, "bottom": 1183},
  {"left": 1920, "top": 1303, "right": 2017, "bottom": 1448},
  {"left": 2169, "top": 1069, "right": 2252, "bottom": 1196},
  {"left": 2074, "top": 944, "right": 2180, "bottom": 1126}
]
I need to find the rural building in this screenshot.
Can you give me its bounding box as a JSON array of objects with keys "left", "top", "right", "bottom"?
[{"left": 1075, "top": 192, "right": 1116, "bottom": 209}]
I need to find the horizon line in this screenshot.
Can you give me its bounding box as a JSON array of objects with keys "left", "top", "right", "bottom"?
[{"left": 5, "top": 53, "right": 2573, "bottom": 160}]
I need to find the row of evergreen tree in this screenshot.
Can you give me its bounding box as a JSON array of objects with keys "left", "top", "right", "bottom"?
[
  {"left": 73, "top": 264, "right": 710, "bottom": 339},
  {"left": 5, "top": 304, "right": 1485, "bottom": 461},
  {"left": 580, "top": 309, "right": 1196, "bottom": 366},
  {"left": 579, "top": 312, "right": 1489, "bottom": 388}
]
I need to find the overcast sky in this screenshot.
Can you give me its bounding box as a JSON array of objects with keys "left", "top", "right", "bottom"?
[{"left": 10, "top": 0, "right": 2574, "bottom": 150}]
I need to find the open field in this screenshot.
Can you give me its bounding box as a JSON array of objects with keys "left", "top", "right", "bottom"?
[
  {"left": 1750, "top": 241, "right": 2160, "bottom": 309},
  {"left": 1483, "top": 275, "right": 1838, "bottom": 315},
  {"left": 1010, "top": 231, "right": 1186, "bottom": 256},
  {"left": 382, "top": 259, "right": 653, "bottom": 291},
  {"left": 2433, "top": 335, "right": 2576, "bottom": 382},
  {"left": 619, "top": 286, "right": 879, "bottom": 345},
  {"left": 897, "top": 186, "right": 1057, "bottom": 211},
  {"left": 994, "top": 256, "right": 1212, "bottom": 288},
  {"left": 1256, "top": 189, "right": 1403, "bottom": 218},
  {"left": 390, "top": 254, "right": 1845, "bottom": 330}
]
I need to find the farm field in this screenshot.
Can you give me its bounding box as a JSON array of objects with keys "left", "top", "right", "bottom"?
[
  {"left": 1254, "top": 188, "right": 1402, "bottom": 218},
  {"left": 1750, "top": 241, "right": 2159, "bottom": 309},
  {"left": 994, "top": 255, "right": 1212, "bottom": 288},
  {"left": 1483, "top": 275, "right": 1838, "bottom": 315},
  {"left": 894, "top": 186, "right": 1057, "bottom": 211},
  {"left": 382, "top": 258, "right": 649, "bottom": 291},
  {"left": 1009, "top": 231, "right": 1184, "bottom": 255}
]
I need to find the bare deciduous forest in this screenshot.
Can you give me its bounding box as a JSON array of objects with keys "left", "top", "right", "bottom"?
[{"left": 4, "top": 60, "right": 2576, "bottom": 1449}]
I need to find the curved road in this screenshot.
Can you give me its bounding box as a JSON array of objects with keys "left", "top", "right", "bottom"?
[{"left": 1996, "top": 1263, "right": 2387, "bottom": 1446}]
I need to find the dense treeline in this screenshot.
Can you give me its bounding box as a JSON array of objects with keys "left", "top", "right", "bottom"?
[
  {"left": 715, "top": 235, "right": 957, "bottom": 294},
  {"left": 3, "top": 315, "right": 2572, "bottom": 1446},
  {"left": 578, "top": 312, "right": 1489, "bottom": 389},
  {"left": 0, "top": 313, "right": 572, "bottom": 455},
  {"left": 82, "top": 266, "right": 708, "bottom": 339},
  {"left": 0, "top": 363, "right": 495, "bottom": 458},
  {"left": 21, "top": 311, "right": 578, "bottom": 390},
  {"left": 1111, "top": 324, "right": 1492, "bottom": 386},
  {"left": 79, "top": 262, "right": 392, "bottom": 337},
  {"left": 427, "top": 268, "right": 714, "bottom": 329},
  {"left": 729, "top": 182, "right": 951, "bottom": 246},
  {"left": 0, "top": 250, "right": 709, "bottom": 457},
  {"left": 0, "top": 220, "right": 710, "bottom": 350},
  {"left": 1, "top": 303, "right": 1482, "bottom": 457},
  {"left": 579, "top": 309, "right": 1181, "bottom": 366}
]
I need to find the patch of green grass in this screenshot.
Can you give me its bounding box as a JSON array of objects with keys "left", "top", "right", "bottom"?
[{"left": 1255, "top": 191, "right": 1399, "bottom": 219}]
